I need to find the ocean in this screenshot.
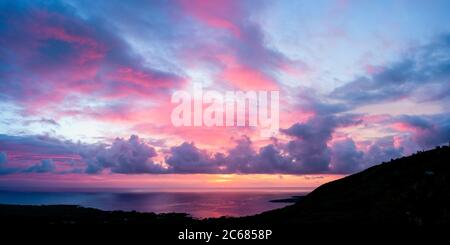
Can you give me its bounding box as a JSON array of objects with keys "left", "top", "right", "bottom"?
[{"left": 0, "top": 189, "right": 308, "bottom": 218}]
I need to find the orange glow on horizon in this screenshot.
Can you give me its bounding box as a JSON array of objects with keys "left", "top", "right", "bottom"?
[{"left": 0, "top": 173, "right": 345, "bottom": 192}]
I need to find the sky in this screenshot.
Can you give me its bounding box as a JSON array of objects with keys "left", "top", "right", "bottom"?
[{"left": 0, "top": 0, "right": 449, "bottom": 191}]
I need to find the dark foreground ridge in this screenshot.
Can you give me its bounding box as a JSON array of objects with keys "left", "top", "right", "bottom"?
[
  {"left": 1, "top": 144, "right": 449, "bottom": 226},
  {"left": 229, "top": 144, "right": 450, "bottom": 225}
]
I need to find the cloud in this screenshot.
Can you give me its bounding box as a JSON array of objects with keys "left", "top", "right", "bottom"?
[
  {"left": 163, "top": 136, "right": 292, "bottom": 174},
  {"left": 329, "top": 138, "right": 364, "bottom": 173},
  {"left": 0, "top": 134, "right": 165, "bottom": 174},
  {"left": 85, "top": 135, "right": 165, "bottom": 174},
  {"left": 361, "top": 137, "right": 404, "bottom": 166},
  {"left": 178, "top": 0, "right": 306, "bottom": 90},
  {"left": 24, "top": 159, "right": 56, "bottom": 173},
  {"left": 165, "top": 142, "right": 221, "bottom": 173},
  {"left": 331, "top": 33, "right": 450, "bottom": 105},
  {"left": 0, "top": 134, "right": 91, "bottom": 174},
  {"left": 293, "top": 87, "right": 350, "bottom": 115},
  {"left": 253, "top": 144, "right": 292, "bottom": 173},
  {"left": 0, "top": 0, "right": 184, "bottom": 116},
  {"left": 23, "top": 118, "right": 60, "bottom": 127},
  {"left": 0, "top": 90, "right": 448, "bottom": 176},
  {"left": 281, "top": 114, "right": 362, "bottom": 173},
  {"left": 215, "top": 136, "right": 295, "bottom": 174},
  {"left": 161, "top": 112, "right": 448, "bottom": 175},
  {"left": 392, "top": 114, "right": 450, "bottom": 148},
  {"left": 0, "top": 152, "right": 7, "bottom": 165},
  {"left": 0, "top": 134, "right": 81, "bottom": 156},
  {"left": 0, "top": 152, "right": 18, "bottom": 175},
  {"left": 220, "top": 136, "right": 257, "bottom": 173}
]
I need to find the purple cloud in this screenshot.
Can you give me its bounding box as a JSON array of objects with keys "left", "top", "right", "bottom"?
[
  {"left": 165, "top": 142, "right": 221, "bottom": 173},
  {"left": 0, "top": 1, "right": 184, "bottom": 116},
  {"left": 331, "top": 34, "right": 450, "bottom": 105},
  {"left": 0, "top": 152, "right": 7, "bottom": 165},
  {"left": 281, "top": 114, "right": 362, "bottom": 173},
  {"left": 85, "top": 135, "right": 165, "bottom": 174},
  {"left": 393, "top": 114, "right": 450, "bottom": 149},
  {"left": 329, "top": 138, "right": 364, "bottom": 174},
  {"left": 24, "top": 159, "right": 56, "bottom": 173},
  {"left": 0, "top": 152, "right": 18, "bottom": 175}
]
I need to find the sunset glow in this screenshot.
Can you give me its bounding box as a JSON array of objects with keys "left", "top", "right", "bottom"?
[{"left": 0, "top": 0, "right": 449, "bottom": 191}]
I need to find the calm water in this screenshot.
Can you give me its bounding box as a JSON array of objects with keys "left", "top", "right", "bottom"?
[{"left": 0, "top": 190, "right": 307, "bottom": 218}]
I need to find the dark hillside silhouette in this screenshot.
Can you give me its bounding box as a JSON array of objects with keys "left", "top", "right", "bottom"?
[{"left": 233, "top": 144, "right": 450, "bottom": 225}]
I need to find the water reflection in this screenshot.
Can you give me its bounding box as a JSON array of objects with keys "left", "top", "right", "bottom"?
[{"left": 0, "top": 191, "right": 306, "bottom": 218}]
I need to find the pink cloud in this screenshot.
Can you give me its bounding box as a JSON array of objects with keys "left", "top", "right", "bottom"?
[{"left": 179, "top": 0, "right": 243, "bottom": 37}]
